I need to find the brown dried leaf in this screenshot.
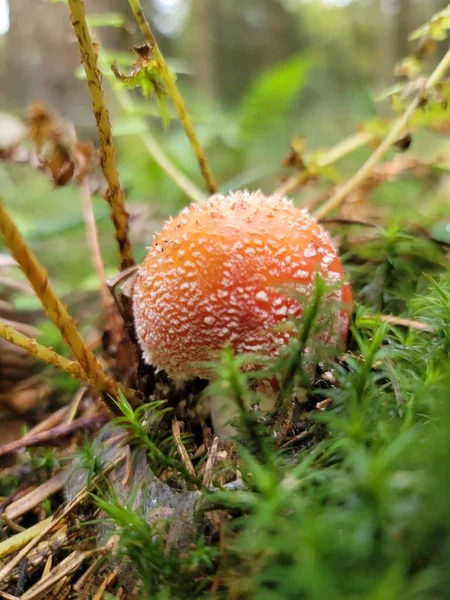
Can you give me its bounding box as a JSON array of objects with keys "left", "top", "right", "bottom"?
[
  {"left": 282, "top": 137, "right": 307, "bottom": 169},
  {"left": 26, "top": 102, "right": 78, "bottom": 187}
]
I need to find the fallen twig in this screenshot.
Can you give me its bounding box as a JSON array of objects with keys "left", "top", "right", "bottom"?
[
  {"left": 171, "top": 417, "right": 196, "bottom": 478},
  {"left": 0, "top": 413, "right": 108, "bottom": 459},
  {"left": 0, "top": 456, "right": 125, "bottom": 582},
  {"left": 20, "top": 549, "right": 91, "bottom": 600},
  {"left": 3, "top": 469, "right": 73, "bottom": 521}
]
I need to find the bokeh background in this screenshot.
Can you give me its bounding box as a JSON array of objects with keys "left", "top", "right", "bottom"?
[{"left": 0, "top": 0, "right": 448, "bottom": 300}]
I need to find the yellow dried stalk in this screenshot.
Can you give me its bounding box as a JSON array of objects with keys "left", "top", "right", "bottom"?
[
  {"left": 127, "top": 0, "right": 217, "bottom": 195},
  {"left": 68, "top": 0, "right": 135, "bottom": 271},
  {"left": 0, "top": 197, "right": 139, "bottom": 413},
  {"left": 0, "top": 320, "right": 88, "bottom": 384}
]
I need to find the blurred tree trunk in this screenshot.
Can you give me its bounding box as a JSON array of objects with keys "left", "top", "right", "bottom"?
[
  {"left": 189, "top": 0, "right": 218, "bottom": 102},
  {"left": 373, "top": 0, "right": 396, "bottom": 93},
  {"left": 1, "top": 0, "right": 125, "bottom": 129},
  {"left": 263, "top": 0, "right": 287, "bottom": 66},
  {"left": 1, "top": 0, "right": 82, "bottom": 117},
  {"left": 214, "top": 0, "right": 254, "bottom": 104}
]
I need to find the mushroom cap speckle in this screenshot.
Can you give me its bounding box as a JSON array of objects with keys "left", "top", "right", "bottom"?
[{"left": 133, "top": 190, "right": 352, "bottom": 381}]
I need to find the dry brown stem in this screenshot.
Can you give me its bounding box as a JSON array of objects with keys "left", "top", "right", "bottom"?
[
  {"left": 79, "top": 178, "right": 112, "bottom": 314},
  {"left": 361, "top": 313, "right": 434, "bottom": 332},
  {"left": 171, "top": 417, "right": 196, "bottom": 478},
  {"left": 79, "top": 178, "right": 135, "bottom": 378},
  {"left": 0, "top": 413, "right": 108, "bottom": 459},
  {"left": 68, "top": 0, "right": 135, "bottom": 270},
  {"left": 275, "top": 130, "right": 374, "bottom": 198},
  {"left": 0, "top": 455, "right": 125, "bottom": 582},
  {"left": 202, "top": 436, "right": 220, "bottom": 489}
]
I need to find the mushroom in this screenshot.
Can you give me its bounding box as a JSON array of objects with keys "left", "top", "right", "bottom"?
[{"left": 132, "top": 190, "right": 352, "bottom": 436}]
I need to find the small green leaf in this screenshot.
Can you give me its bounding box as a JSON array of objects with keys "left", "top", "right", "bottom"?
[
  {"left": 395, "top": 56, "right": 422, "bottom": 79},
  {"left": 430, "top": 21, "right": 448, "bottom": 41},
  {"left": 111, "top": 45, "right": 170, "bottom": 128}
]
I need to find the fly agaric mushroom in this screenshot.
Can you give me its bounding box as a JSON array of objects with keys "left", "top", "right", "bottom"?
[{"left": 132, "top": 190, "right": 352, "bottom": 434}]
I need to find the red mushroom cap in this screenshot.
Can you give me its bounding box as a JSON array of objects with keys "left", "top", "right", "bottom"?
[{"left": 133, "top": 190, "right": 352, "bottom": 381}]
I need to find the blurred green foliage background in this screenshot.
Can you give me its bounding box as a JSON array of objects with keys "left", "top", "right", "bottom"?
[{"left": 0, "top": 0, "right": 448, "bottom": 298}]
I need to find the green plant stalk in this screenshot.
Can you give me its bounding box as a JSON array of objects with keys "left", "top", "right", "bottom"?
[
  {"left": 314, "top": 46, "right": 450, "bottom": 219},
  {"left": 127, "top": 0, "right": 217, "bottom": 195},
  {"left": 222, "top": 350, "right": 273, "bottom": 466},
  {"left": 275, "top": 276, "right": 325, "bottom": 411},
  {"left": 0, "top": 320, "right": 89, "bottom": 384},
  {"left": 68, "top": 0, "right": 135, "bottom": 271},
  {"left": 0, "top": 197, "right": 139, "bottom": 413},
  {"left": 112, "top": 404, "right": 205, "bottom": 490},
  {"left": 117, "top": 90, "right": 207, "bottom": 203},
  {"left": 352, "top": 324, "right": 386, "bottom": 405}
]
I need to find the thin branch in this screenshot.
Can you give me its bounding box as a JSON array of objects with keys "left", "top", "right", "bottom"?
[
  {"left": 0, "top": 197, "right": 139, "bottom": 413},
  {"left": 79, "top": 177, "right": 133, "bottom": 369},
  {"left": 0, "top": 320, "right": 89, "bottom": 384},
  {"left": 68, "top": 0, "right": 135, "bottom": 270},
  {"left": 127, "top": 0, "right": 217, "bottom": 194},
  {"left": 117, "top": 90, "right": 207, "bottom": 203},
  {"left": 360, "top": 313, "right": 435, "bottom": 332},
  {"left": 79, "top": 178, "right": 116, "bottom": 316},
  {"left": 314, "top": 47, "right": 450, "bottom": 219},
  {"left": 274, "top": 130, "right": 374, "bottom": 198}
]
